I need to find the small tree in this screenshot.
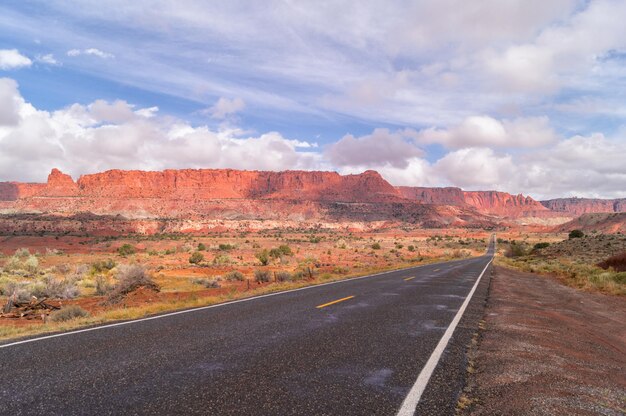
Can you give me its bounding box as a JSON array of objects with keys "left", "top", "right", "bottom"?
[
  {"left": 569, "top": 229, "right": 584, "bottom": 239},
  {"left": 197, "top": 243, "right": 206, "bottom": 251},
  {"left": 371, "top": 242, "right": 381, "bottom": 250},
  {"left": 189, "top": 251, "right": 204, "bottom": 264}
]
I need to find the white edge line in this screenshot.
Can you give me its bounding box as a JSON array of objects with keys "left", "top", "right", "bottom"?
[
  {"left": 0, "top": 257, "right": 479, "bottom": 349},
  {"left": 396, "top": 256, "right": 493, "bottom": 416}
]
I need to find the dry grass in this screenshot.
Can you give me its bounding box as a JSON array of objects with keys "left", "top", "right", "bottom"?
[{"left": 0, "top": 254, "right": 459, "bottom": 341}]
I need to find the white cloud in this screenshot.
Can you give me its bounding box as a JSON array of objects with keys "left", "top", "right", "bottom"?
[
  {"left": 0, "top": 78, "right": 625, "bottom": 199},
  {"left": 0, "top": 49, "right": 32, "bottom": 70},
  {"left": 206, "top": 97, "right": 246, "bottom": 119},
  {"left": 416, "top": 116, "right": 557, "bottom": 148},
  {"left": 434, "top": 147, "right": 513, "bottom": 189},
  {"left": 35, "top": 53, "right": 59, "bottom": 65},
  {"left": 326, "top": 128, "right": 423, "bottom": 169},
  {"left": 66, "top": 48, "right": 114, "bottom": 59},
  {"left": 0, "top": 78, "right": 23, "bottom": 125},
  {"left": 0, "top": 80, "right": 317, "bottom": 182},
  {"left": 482, "top": 0, "right": 626, "bottom": 93}
]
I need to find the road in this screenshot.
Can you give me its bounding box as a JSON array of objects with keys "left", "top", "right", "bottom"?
[{"left": 1, "top": 241, "right": 494, "bottom": 415}]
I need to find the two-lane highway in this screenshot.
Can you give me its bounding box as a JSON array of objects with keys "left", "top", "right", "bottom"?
[{"left": 1, "top": 241, "right": 494, "bottom": 415}]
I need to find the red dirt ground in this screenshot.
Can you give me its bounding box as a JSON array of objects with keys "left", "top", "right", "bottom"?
[{"left": 464, "top": 266, "right": 626, "bottom": 415}]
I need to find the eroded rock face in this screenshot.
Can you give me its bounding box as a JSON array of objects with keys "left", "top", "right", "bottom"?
[
  {"left": 397, "top": 186, "right": 549, "bottom": 217},
  {"left": 0, "top": 168, "right": 408, "bottom": 219},
  {"left": 541, "top": 198, "right": 626, "bottom": 215}
]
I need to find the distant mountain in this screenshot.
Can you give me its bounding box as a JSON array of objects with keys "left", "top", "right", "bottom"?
[
  {"left": 541, "top": 197, "right": 626, "bottom": 215},
  {"left": 1, "top": 168, "right": 622, "bottom": 234}
]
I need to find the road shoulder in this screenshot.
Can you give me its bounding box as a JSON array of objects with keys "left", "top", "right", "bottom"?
[{"left": 462, "top": 265, "right": 626, "bottom": 415}]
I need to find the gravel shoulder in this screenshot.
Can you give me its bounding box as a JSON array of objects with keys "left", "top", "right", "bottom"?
[{"left": 464, "top": 266, "right": 626, "bottom": 415}]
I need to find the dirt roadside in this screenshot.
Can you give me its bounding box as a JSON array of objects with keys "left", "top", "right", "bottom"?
[{"left": 463, "top": 266, "right": 626, "bottom": 415}]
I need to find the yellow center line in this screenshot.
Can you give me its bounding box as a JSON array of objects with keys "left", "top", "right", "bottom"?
[
  {"left": 316, "top": 295, "right": 355, "bottom": 309},
  {"left": 404, "top": 276, "right": 417, "bottom": 281}
]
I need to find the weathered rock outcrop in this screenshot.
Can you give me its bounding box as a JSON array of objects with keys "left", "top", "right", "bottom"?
[
  {"left": 397, "top": 186, "right": 550, "bottom": 217},
  {"left": 541, "top": 198, "right": 626, "bottom": 215}
]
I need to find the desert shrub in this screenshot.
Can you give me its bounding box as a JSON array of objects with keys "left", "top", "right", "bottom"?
[
  {"left": 213, "top": 254, "right": 231, "bottom": 265},
  {"left": 533, "top": 242, "right": 550, "bottom": 250},
  {"left": 14, "top": 248, "right": 30, "bottom": 258},
  {"left": 254, "top": 269, "right": 271, "bottom": 283},
  {"left": 117, "top": 244, "right": 136, "bottom": 256},
  {"left": 91, "top": 259, "right": 116, "bottom": 273},
  {"left": 54, "top": 263, "right": 71, "bottom": 274},
  {"left": 2, "top": 256, "right": 23, "bottom": 272},
  {"left": 225, "top": 271, "right": 245, "bottom": 281},
  {"left": 371, "top": 243, "right": 381, "bottom": 250},
  {"left": 33, "top": 275, "right": 79, "bottom": 299},
  {"left": 109, "top": 265, "right": 159, "bottom": 302},
  {"left": 278, "top": 245, "right": 293, "bottom": 256},
  {"left": 219, "top": 243, "right": 235, "bottom": 251},
  {"left": 24, "top": 255, "right": 39, "bottom": 273},
  {"left": 292, "top": 270, "right": 306, "bottom": 280},
  {"left": 256, "top": 250, "right": 270, "bottom": 266},
  {"left": 269, "top": 248, "right": 282, "bottom": 259},
  {"left": 276, "top": 271, "right": 292, "bottom": 282},
  {"left": 50, "top": 305, "right": 89, "bottom": 322},
  {"left": 189, "top": 251, "right": 204, "bottom": 264},
  {"left": 191, "top": 277, "right": 220, "bottom": 288},
  {"left": 95, "top": 275, "right": 113, "bottom": 296},
  {"left": 597, "top": 252, "right": 626, "bottom": 272},
  {"left": 505, "top": 242, "right": 527, "bottom": 258},
  {"left": 164, "top": 248, "right": 176, "bottom": 255},
  {"left": 197, "top": 243, "right": 207, "bottom": 251},
  {"left": 451, "top": 249, "right": 469, "bottom": 258},
  {"left": 408, "top": 245, "right": 415, "bottom": 252},
  {"left": 569, "top": 229, "right": 585, "bottom": 239}
]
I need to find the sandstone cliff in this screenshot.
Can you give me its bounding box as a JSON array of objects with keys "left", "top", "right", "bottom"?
[
  {"left": 541, "top": 198, "right": 626, "bottom": 215},
  {"left": 397, "top": 186, "right": 550, "bottom": 217}
]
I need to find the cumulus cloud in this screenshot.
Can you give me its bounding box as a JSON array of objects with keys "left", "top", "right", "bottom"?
[
  {"left": 0, "top": 78, "right": 23, "bottom": 125},
  {"left": 326, "top": 128, "right": 423, "bottom": 169},
  {"left": 433, "top": 147, "right": 513, "bottom": 188},
  {"left": 0, "top": 49, "right": 32, "bottom": 70},
  {"left": 66, "top": 48, "right": 114, "bottom": 59},
  {"left": 206, "top": 97, "right": 246, "bottom": 119},
  {"left": 416, "top": 116, "right": 557, "bottom": 149},
  {"left": 0, "top": 79, "right": 317, "bottom": 182}
]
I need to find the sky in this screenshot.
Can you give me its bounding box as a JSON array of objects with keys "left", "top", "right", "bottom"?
[{"left": 0, "top": 0, "right": 625, "bottom": 199}]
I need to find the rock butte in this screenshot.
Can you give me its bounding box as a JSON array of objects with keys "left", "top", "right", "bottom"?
[{"left": 0, "top": 168, "right": 623, "bottom": 234}]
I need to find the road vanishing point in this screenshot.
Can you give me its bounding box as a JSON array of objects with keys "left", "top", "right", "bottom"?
[{"left": 1, "top": 240, "right": 495, "bottom": 415}]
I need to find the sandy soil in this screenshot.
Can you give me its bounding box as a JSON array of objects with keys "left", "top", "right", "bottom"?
[{"left": 464, "top": 266, "right": 626, "bottom": 415}]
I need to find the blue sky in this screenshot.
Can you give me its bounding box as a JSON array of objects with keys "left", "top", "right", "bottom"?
[{"left": 0, "top": 0, "right": 625, "bottom": 199}]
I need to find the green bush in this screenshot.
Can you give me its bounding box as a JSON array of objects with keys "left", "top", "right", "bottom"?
[
  {"left": 189, "top": 251, "right": 204, "bottom": 264},
  {"left": 219, "top": 243, "right": 235, "bottom": 251},
  {"left": 371, "top": 243, "right": 381, "bottom": 250},
  {"left": 408, "top": 245, "right": 415, "bottom": 252},
  {"left": 278, "top": 245, "right": 293, "bottom": 256},
  {"left": 50, "top": 305, "right": 90, "bottom": 322},
  {"left": 533, "top": 242, "right": 550, "bottom": 250},
  {"left": 569, "top": 229, "right": 585, "bottom": 239},
  {"left": 197, "top": 243, "right": 206, "bottom": 251},
  {"left": 117, "top": 244, "right": 136, "bottom": 256},
  {"left": 91, "top": 259, "right": 116, "bottom": 273},
  {"left": 256, "top": 250, "right": 270, "bottom": 266}
]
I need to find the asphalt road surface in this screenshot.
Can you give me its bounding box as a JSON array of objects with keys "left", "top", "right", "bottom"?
[{"left": 1, "top": 241, "right": 495, "bottom": 415}]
